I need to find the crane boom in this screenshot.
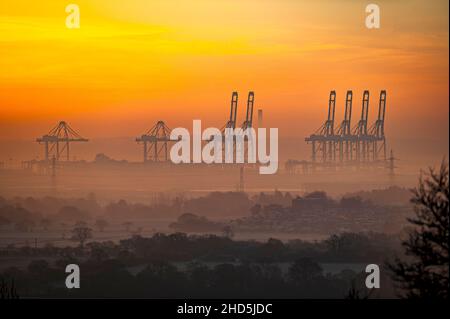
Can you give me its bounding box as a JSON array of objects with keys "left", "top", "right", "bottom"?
[
  {"left": 227, "top": 91, "right": 238, "bottom": 129},
  {"left": 326, "top": 90, "right": 336, "bottom": 135},
  {"left": 376, "top": 90, "right": 387, "bottom": 137},
  {"left": 242, "top": 91, "right": 255, "bottom": 130}
]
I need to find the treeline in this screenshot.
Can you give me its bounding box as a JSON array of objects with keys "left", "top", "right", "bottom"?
[
  {"left": 0, "top": 232, "right": 398, "bottom": 298},
  {"left": 1, "top": 258, "right": 391, "bottom": 298},
  {"left": 0, "top": 192, "right": 253, "bottom": 227},
  {"left": 1, "top": 232, "right": 399, "bottom": 264}
]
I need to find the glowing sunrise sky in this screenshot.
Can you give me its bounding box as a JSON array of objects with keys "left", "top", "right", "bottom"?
[{"left": 0, "top": 0, "right": 448, "bottom": 153}]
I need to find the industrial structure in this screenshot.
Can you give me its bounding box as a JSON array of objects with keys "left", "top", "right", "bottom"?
[
  {"left": 23, "top": 90, "right": 398, "bottom": 181},
  {"left": 257, "top": 109, "right": 263, "bottom": 127},
  {"left": 219, "top": 91, "right": 255, "bottom": 133},
  {"left": 223, "top": 91, "right": 239, "bottom": 132},
  {"left": 223, "top": 91, "right": 256, "bottom": 159},
  {"left": 135, "top": 91, "right": 256, "bottom": 163},
  {"left": 241, "top": 91, "right": 255, "bottom": 131},
  {"left": 31, "top": 92, "right": 257, "bottom": 165},
  {"left": 136, "top": 121, "right": 177, "bottom": 162},
  {"left": 36, "top": 121, "right": 88, "bottom": 162},
  {"left": 300, "top": 90, "right": 388, "bottom": 171},
  {"left": 387, "top": 149, "right": 398, "bottom": 179}
]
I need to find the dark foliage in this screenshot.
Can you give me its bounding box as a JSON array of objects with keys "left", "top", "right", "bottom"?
[{"left": 388, "top": 161, "right": 449, "bottom": 298}]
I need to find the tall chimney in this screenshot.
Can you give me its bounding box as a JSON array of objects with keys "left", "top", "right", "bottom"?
[{"left": 258, "top": 109, "right": 263, "bottom": 127}]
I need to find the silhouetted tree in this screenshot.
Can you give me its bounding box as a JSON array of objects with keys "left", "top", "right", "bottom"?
[
  {"left": 288, "top": 257, "right": 323, "bottom": 284},
  {"left": 345, "top": 279, "right": 373, "bottom": 300},
  {"left": 71, "top": 223, "right": 93, "bottom": 248},
  {"left": 388, "top": 161, "right": 449, "bottom": 298}
]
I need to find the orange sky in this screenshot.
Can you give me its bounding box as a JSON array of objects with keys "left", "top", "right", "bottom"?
[{"left": 0, "top": 0, "right": 448, "bottom": 148}]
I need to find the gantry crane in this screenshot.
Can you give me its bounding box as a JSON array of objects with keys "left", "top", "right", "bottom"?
[
  {"left": 36, "top": 121, "right": 88, "bottom": 162},
  {"left": 300, "top": 89, "right": 389, "bottom": 172},
  {"left": 136, "top": 121, "right": 176, "bottom": 162},
  {"left": 336, "top": 90, "right": 353, "bottom": 162},
  {"left": 241, "top": 91, "right": 255, "bottom": 130},
  {"left": 239, "top": 91, "right": 256, "bottom": 160},
  {"left": 352, "top": 90, "right": 370, "bottom": 162},
  {"left": 369, "top": 90, "right": 387, "bottom": 160},
  {"left": 305, "top": 91, "right": 336, "bottom": 162},
  {"left": 223, "top": 91, "right": 238, "bottom": 131}
]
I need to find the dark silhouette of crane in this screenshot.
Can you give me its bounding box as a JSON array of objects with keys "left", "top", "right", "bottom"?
[
  {"left": 136, "top": 121, "right": 177, "bottom": 162},
  {"left": 36, "top": 121, "right": 88, "bottom": 162},
  {"left": 336, "top": 90, "right": 353, "bottom": 161},
  {"left": 299, "top": 90, "right": 389, "bottom": 173},
  {"left": 354, "top": 90, "right": 370, "bottom": 136},
  {"left": 222, "top": 91, "right": 238, "bottom": 132},
  {"left": 305, "top": 90, "right": 336, "bottom": 162},
  {"left": 369, "top": 90, "right": 387, "bottom": 160},
  {"left": 238, "top": 91, "right": 256, "bottom": 161},
  {"left": 352, "top": 90, "right": 370, "bottom": 162},
  {"left": 241, "top": 91, "right": 255, "bottom": 130}
]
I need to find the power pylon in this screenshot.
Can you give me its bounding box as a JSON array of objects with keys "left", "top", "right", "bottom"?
[{"left": 387, "top": 149, "right": 398, "bottom": 179}]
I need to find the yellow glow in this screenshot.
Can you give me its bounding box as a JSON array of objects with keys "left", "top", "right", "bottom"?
[{"left": 0, "top": 0, "right": 448, "bottom": 141}]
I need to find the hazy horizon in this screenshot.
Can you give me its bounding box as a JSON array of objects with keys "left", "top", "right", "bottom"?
[{"left": 1, "top": 1, "right": 448, "bottom": 157}]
